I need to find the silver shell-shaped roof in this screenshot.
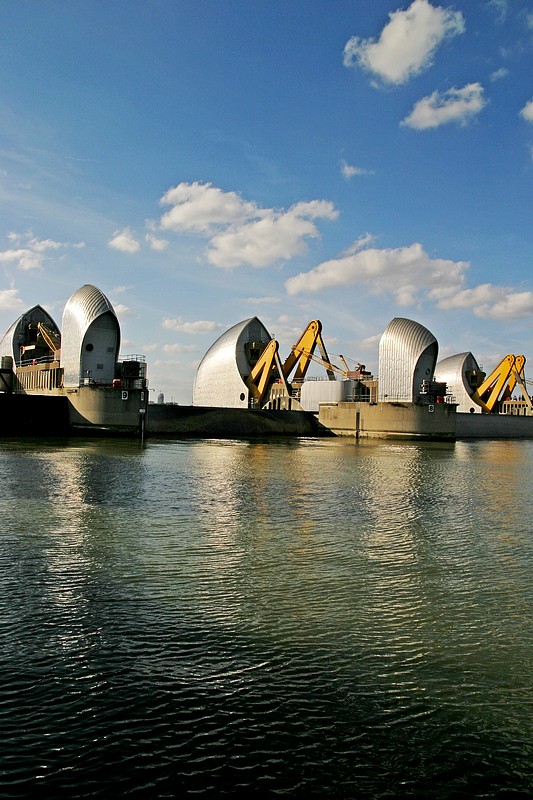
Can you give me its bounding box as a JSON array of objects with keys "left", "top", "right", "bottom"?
[
  {"left": 378, "top": 317, "right": 438, "bottom": 402},
  {"left": 192, "top": 317, "right": 272, "bottom": 408},
  {"left": 0, "top": 305, "right": 60, "bottom": 364},
  {"left": 61, "top": 284, "right": 120, "bottom": 387},
  {"left": 435, "top": 352, "right": 482, "bottom": 413}
]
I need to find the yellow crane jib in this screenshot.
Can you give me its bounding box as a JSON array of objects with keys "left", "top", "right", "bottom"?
[
  {"left": 470, "top": 354, "right": 526, "bottom": 413},
  {"left": 245, "top": 339, "right": 285, "bottom": 407},
  {"left": 281, "top": 320, "right": 336, "bottom": 383},
  {"left": 37, "top": 321, "right": 61, "bottom": 354}
]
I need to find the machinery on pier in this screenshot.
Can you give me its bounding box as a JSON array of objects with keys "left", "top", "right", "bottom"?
[
  {"left": 246, "top": 319, "right": 374, "bottom": 410},
  {"left": 192, "top": 317, "right": 372, "bottom": 410},
  {"left": 246, "top": 320, "right": 336, "bottom": 407},
  {"left": 470, "top": 354, "right": 533, "bottom": 414}
]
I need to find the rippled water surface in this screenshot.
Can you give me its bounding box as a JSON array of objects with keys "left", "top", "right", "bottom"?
[{"left": 0, "top": 436, "right": 532, "bottom": 798}]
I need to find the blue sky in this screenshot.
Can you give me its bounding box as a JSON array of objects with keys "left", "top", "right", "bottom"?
[{"left": 1, "top": 0, "right": 532, "bottom": 402}]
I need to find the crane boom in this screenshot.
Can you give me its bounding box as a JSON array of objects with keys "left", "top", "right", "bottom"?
[
  {"left": 245, "top": 339, "right": 285, "bottom": 407},
  {"left": 281, "top": 320, "right": 337, "bottom": 382},
  {"left": 470, "top": 354, "right": 527, "bottom": 412}
]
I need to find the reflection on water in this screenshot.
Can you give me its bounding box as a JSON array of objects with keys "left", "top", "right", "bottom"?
[{"left": 0, "top": 436, "right": 532, "bottom": 797}]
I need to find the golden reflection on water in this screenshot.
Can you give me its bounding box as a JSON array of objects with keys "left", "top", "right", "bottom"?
[
  {"left": 1, "top": 436, "right": 532, "bottom": 770},
  {"left": 3, "top": 437, "right": 532, "bottom": 655}
]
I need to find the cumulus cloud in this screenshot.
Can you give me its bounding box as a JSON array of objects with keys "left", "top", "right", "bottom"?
[
  {"left": 284, "top": 240, "right": 533, "bottom": 320},
  {"left": 162, "top": 317, "right": 223, "bottom": 334},
  {"left": 0, "top": 288, "right": 25, "bottom": 311},
  {"left": 520, "top": 99, "right": 533, "bottom": 122},
  {"left": 433, "top": 284, "right": 533, "bottom": 320},
  {"left": 145, "top": 233, "right": 169, "bottom": 251},
  {"left": 157, "top": 182, "right": 338, "bottom": 269},
  {"left": 481, "top": 292, "right": 533, "bottom": 320},
  {"left": 340, "top": 160, "right": 374, "bottom": 179},
  {"left": 108, "top": 228, "right": 141, "bottom": 253},
  {"left": 285, "top": 241, "right": 465, "bottom": 303},
  {"left": 0, "top": 231, "right": 84, "bottom": 271},
  {"left": 0, "top": 248, "right": 43, "bottom": 270},
  {"left": 343, "top": 0, "right": 465, "bottom": 86},
  {"left": 402, "top": 83, "right": 486, "bottom": 129},
  {"left": 207, "top": 201, "right": 338, "bottom": 269},
  {"left": 159, "top": 182, "right": 257, "bottom": 233}
]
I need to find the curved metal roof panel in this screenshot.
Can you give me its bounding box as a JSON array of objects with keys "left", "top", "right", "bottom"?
[
  {"left": 0, "top": 305, "right": 60, "bottom": 363},
  {"left": 62, "top": 284, "right": 117, "bottom": 340},
  {"left": 435, "top": 352, "right": 481, "bottom": 413},
  {"left": 193, "top": 316, "right": 272, "bottom": 407},
  {"left": 61, "top": 285, "right": 120, "bottom": 387},
  {"left": 378, "top": 317, "right": 438, "bottom": 402}
]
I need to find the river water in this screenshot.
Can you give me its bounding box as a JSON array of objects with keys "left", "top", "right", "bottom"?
[{"left": 0, "top": 435, "right": 531, "bottom": 798}]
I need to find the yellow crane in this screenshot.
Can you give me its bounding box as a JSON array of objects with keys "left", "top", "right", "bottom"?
[
  {"left": 245, "top": 320, "right": 342, "bottom": 408},
  {"left": 470, "top": 354, "right": 530, "bottom": 413},
  {"left": 37, "top": 322, "right": 61, "bottom": 354},
  {"left": 281, "top": 320, "right": 336, "bottom": 382}
]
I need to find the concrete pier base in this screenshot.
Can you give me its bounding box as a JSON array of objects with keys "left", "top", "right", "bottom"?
[{"left": 318, "top": 401, "right": 457, "bottom": 441}]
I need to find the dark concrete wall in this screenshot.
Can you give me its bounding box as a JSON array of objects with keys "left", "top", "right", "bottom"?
[
  {"left": 0, "top": 393, "right": 69, "bottom": 436},
  {"left": 146, "top": 404, "right": 321, "bottom": 438},
  {"left": 456, "top": 412, "right": 533, "bottom": 439}
]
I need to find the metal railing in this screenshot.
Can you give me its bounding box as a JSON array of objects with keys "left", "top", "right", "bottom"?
[
  {"left": 120, "top": 354, "right": 146, "bottom": 363},
  {"left": 17, "top": 355, "right": 58, "bottom": 368}
]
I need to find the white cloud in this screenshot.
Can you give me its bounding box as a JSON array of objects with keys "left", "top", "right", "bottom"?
[
  {"left": 207, "top": 200, "right": 338, "bottom": 269},
  {"left": 434, "top": 284, "right": 533, "bottom": 320},
  {"left": 520, "top": 99, "right": 533, "bottom": 122},
  {"left": 0, "top": 288, "right": 25, "bottom": 311},
  {"left": 157, "top": 182, "right": 338, "bottom": 269},
  {"left": 112, "top": 303, "right": 132, "bottom": 317},
  {"left": 481, "top": 292, "right": 533, "bottom": 320},
  {"left": 340, "top": 160, "right": 374, "bottom": 179},
  {"left": 402, "top": 83, "right": 486, "bottom": 129},
  {"left": 285, "top": 242, "right": 466, "bottom": 303},
  {"left": 343, "top": 0, "right": 465, "bottom": 86},
  {"left": 245, "top": 296, "right": 280, "bottom": 304},
  {"left": 0, "top": 248, "right": 43, "bottom": 270},
  {"left": 159, "top": 181, "right": 257, "bottom": 233},
  {"left": 145, "top": 233, "right": 168, "bottom": 251},
  {"left": 340, "top": 233, "right": 376, "bottom": 256},
  {"left": 0, "top": 232, "right": 84, "bottom": 271},
  {"left": 490, "top": 67, "right": 509, "bottom": 82},
  {"left": 162, "top": 343, "right": 196, "bottom": 353},
  {"left": 284, "top": 240, "right": 533, "bottom": 321},
  {"left": 154, "top": 359, "right": 183, "bottom": 368},
  {"left": 162, "top": 317, "right": 223, "bottom": 334},
  {"left": 489, "top": 0, "right": 508, "bottom": 23},
  {"left": 108, "top": 228, "right": 141, "bottom": 253}
]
